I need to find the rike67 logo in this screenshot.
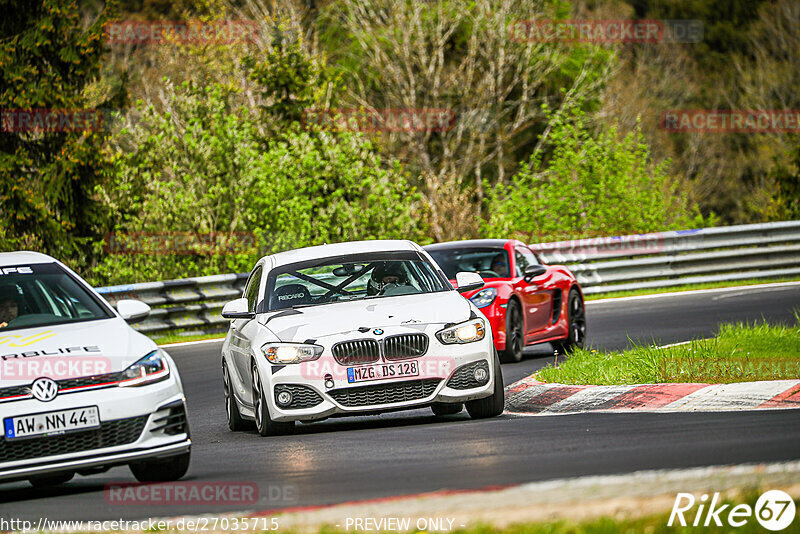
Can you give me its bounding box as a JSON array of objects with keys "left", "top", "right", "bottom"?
[{"left": 669, "top": 490, "right": 796, "bottom": 531}]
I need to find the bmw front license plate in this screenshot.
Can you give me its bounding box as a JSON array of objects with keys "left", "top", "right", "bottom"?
[
  {"left": 347, "top": 361, "right": 420, "bottom": 383},
  {"left": 4, "top": 406, "right": 100, "bottom": 440}
]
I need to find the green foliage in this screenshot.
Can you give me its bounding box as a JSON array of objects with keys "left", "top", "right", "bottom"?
[
  {"left": 247, "top": 129, "right": 426, "bottom": 251},
  {"left": 768, "top": 136, "right": 800, "bottom": 220},
  {"left": 626, "top": 0, "right": 768, "bottom": 73},
  {"left": 246, "top": 24, "right": 334, "bottom": 125},
  {"left": 0, "top": 0, "right": 124, "bottom": 267},
  {"left": 93, "top": 81, "right": 424, "bottom": 285},
  {"left": 484, "top": 107, "right": 706, "bottom": 243}
]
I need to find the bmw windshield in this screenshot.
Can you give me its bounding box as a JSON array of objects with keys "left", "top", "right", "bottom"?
[
  {"left": 264, "top": 252, "right": 451, "bottom": 311},
  {"left": 0, "top": 263, "right": 114, "bottom": 331}
]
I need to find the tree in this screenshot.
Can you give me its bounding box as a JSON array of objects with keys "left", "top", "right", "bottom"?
[
  {"left": 247, "top": 22, "right": 332, "bottom": 125},
  {"left": 0, "top": 0, "right": 124, "bottom": 263},
  {"left": 484, "top": 107, "right": 705, "bottom": 243},
  {"left": 96, "top": 81, "right": 425, "bottom": 285},
  {"left": 318, "top": 0, "right": 614, "bottom": 240}
]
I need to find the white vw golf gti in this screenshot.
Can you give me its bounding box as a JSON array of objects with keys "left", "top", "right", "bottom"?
[
  {"left": 220, "top": 240, "right": 504, "bottom": 436},
  {"left": 0, "top": 252, "right": 191, "bottom": 486}
]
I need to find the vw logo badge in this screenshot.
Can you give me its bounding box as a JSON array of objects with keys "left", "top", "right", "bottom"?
[
  {"left": 373, "top": 328, "right": 384, "bottom": 335},
  {"left": 31, "top": 377, "right": 59, "bottom": 402}
]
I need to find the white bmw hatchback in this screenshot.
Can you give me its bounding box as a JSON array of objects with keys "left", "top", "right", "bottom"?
[
  {"left": 220, "top": 240, "right": 504, "bottom": 436},
  {"left": 0, "top": 252, "right": 190, "bottom": 486}
]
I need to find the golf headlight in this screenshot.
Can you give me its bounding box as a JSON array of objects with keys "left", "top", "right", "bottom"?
[
  {"left": 437, "top": 318, "right": 486, "bottom": 344},
  {"left": 470, "top": 287, "right": 497, "bottom": 308},
  {"left": 262, "top": 343, "right": 323, "bottom": 364},
  {"left": 119, "top": 349, "right": 170, "bottom": 387}
]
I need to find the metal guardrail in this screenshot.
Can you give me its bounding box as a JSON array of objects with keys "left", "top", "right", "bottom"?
[
  {"left": 96, "top": 220, "right": 800, "bottom": 335},
  {"left": 96, "top": 273, "right": 248, "bottom": 335},
  {"left": 530, "top": 220, "right": 800, "bottom": 295}
]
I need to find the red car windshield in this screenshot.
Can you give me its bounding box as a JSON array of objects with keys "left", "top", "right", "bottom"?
[{"left": 427, "top": 248, "right": 511, "bottom": 279}]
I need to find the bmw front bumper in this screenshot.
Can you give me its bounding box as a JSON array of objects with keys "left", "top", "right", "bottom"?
[{"left": 257, "top": 333, "right": 497, "bottom": 423}]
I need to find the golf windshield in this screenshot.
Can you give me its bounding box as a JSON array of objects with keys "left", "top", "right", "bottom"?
[
  {"left": 0, "top": 263, "right": 114, "bottom": 331},
  {"left": 265, "top": 252, "right": 451, "bottom": 311}
]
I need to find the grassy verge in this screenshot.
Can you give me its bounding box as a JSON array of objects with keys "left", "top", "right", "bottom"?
[
  {"left": 313, "top": 492, "right": 798, "bottom": 534},
  {"left": 151, "top": 331, "right": 225, "bottom": 346},
  {"left": 537, "top": 316, "right": 800, "bottom": 385},
  {"left": 585, "top": 276, "right": 800, "bottom": 301}
]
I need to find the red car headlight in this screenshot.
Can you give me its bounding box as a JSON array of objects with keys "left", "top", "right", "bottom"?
[{"left": 469, "top": 287, "right": 497, "bottom": 308}]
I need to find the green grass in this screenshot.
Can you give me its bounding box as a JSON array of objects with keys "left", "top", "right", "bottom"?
[
  {"left": 537, "top": 315, "right": 800, "bottom": 385},
  {"left": 151, "top": 331, "right": 225, "bottom": 346},
  {"left": 311, "top": 492, "right": 798, "bottom": 534},
  {"left": 585, "top": 277, "right": 800, "bottom": 301}
]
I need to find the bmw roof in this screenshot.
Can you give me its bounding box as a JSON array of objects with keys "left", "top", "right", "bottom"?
[{"left": 266, "top": 240, "right": 423, "bottom": 268}]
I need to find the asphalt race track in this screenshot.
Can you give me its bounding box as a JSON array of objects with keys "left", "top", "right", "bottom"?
[{"left": 2, "top": 283, "right": 799, "bottom": 521}]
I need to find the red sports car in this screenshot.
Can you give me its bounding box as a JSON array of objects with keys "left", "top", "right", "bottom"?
[{"left": 424, "top": 239, "right": 586, "bottom": 363}]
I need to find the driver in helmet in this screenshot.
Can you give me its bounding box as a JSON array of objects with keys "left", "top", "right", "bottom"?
[
  {"left": 490, "top": 253, "right": 510, "bottom": 277},
  {"left": 367, "top": 262, "right": 408, "bottom": 296}
]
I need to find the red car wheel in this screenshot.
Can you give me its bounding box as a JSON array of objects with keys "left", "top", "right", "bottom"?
[
  {"left": 500, "top": 299, "right": 524, "bottom": 363},
  {"left": 554, "top": 288, "right": 586, "bottom": 354}
]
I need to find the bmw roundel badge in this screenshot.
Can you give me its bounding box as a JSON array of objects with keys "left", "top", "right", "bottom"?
[{"left": 373, "top": 328, "right": 384, "bottom": 335}]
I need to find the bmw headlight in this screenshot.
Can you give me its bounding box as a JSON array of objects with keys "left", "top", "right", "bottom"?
[
  {"left": 119, "top": 349, "right": 170, "bottom": 387},
  {"left": 470, "top": 287, "right": 497, "bottom": 308},
  {"left": 262, "top": 343, "right": 323, "bottom": 364},
  {"left": 436, "top": 318, "right": 486, "bottom": 344}
]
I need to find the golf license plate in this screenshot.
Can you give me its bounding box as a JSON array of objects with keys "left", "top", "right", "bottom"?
[
  {"left": 4, "top": 406, "right": 100, "bottom": 440},
  {"left": 347, "top": 361, "right": 419, "bottom": 383}
]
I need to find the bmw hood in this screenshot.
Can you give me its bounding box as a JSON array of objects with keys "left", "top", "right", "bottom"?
[
  {"left": 261, "top": 291, "right": 473, "bottom": 342},
  {"left": 0, "top": 318, "right": 157, "bottom": 386}
]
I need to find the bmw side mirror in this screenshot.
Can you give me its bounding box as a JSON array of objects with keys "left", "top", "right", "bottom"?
[
  {"left": 455, "top": 271, "right": 485, "bottom": 294},
  {"left": 221, "top": 297, "right": 254, "bottom": 319},
  {"left": 524, "top": 264, "right": 547, "bottom": 282},
  {"left": 117, "top": 299, "right": 151, "bottom": 323}
]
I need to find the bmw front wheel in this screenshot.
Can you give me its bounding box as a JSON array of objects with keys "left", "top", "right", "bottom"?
[
  {"left": 465, "top": 350, "right": 505, "bottom": 419},
  {"left": 252, "top": 362, "right": 295, "bottom": 437}
]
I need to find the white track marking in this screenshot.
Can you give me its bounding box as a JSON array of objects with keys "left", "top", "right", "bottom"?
[
  {"left": 660, "top": 380, "right": 800, "bottom": 412},
  {"left": 159, "top": 336, "right": 225, "bottom": 348},
  {"left": 587, "top": 280, "right": 800, "bottom": 306},
  {"left": 539, "top": 385, "right": 636, "bottom": 414}
]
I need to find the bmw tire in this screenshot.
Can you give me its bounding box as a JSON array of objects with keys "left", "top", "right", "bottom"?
[
  {"left": 465, "top": 350, "right": 505, "bottom": 419},
  {"left": 252, "top": 362, "right": 295, "bottom": 437}
]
